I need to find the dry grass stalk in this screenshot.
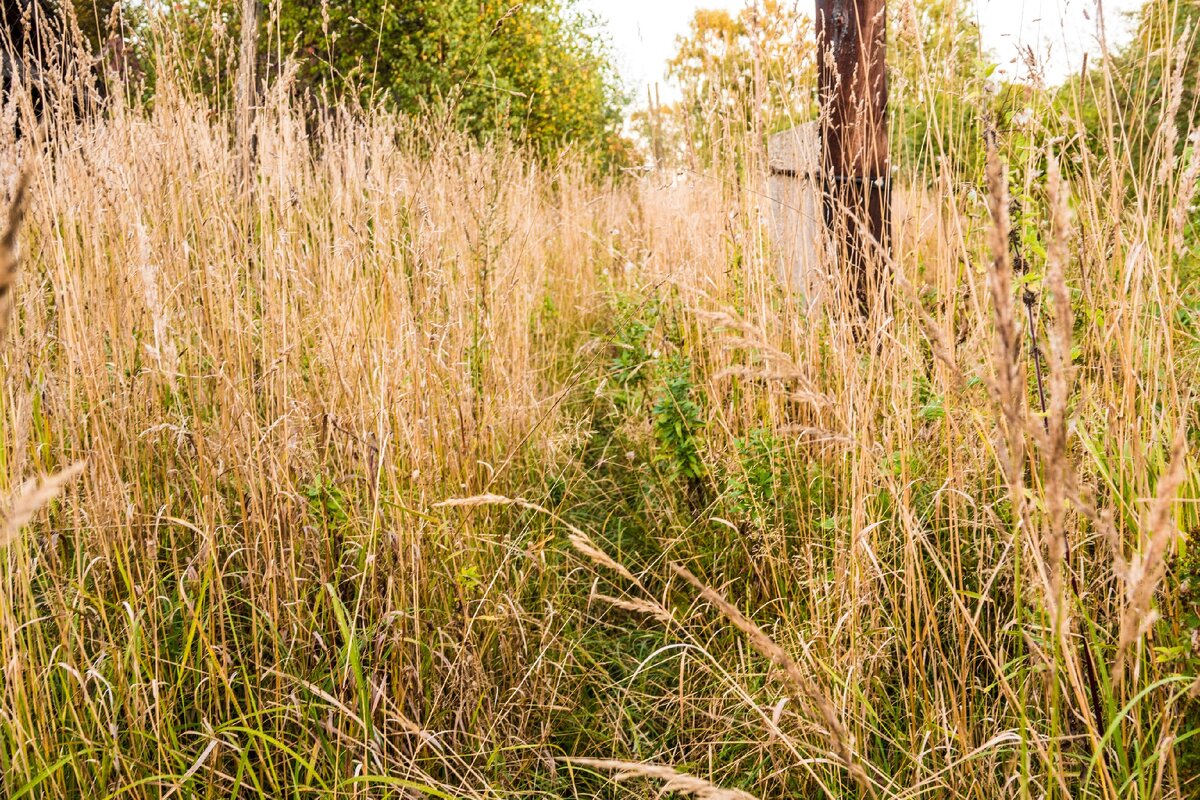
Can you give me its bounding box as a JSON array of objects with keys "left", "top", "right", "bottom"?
[
  {"left": 589, "top": 590, "right": 674, "bottom": 626},
  {"left": 775, "top": 425, "right": 854, "bottom": 448},
  {"left": 0, "top": 165, "right": 87, "bottom": 550},
  {"left": 0, "top": 169, "right": 30, "bottom": 342},
  {"left": 1173, "top": 130, "right": 1200, "bottom": 254},
  {"left": 559, "top": 757, "right": 759, "bottom": 800},
  {"left": 133, "top": 221, "right": 178, "bottom": 379},
  {"left": 690, "top": 307, "right": 836, "bottom": 412},
  {"left": 1042, "top": 153, "right": 1073, "bottom": 632},
  {"left": 669, "top": 562, "right": 875, "bottom": 798},
  {"left": 892, "top": 268, "right": 961, "bottom": 386},
  {"left": 235, "top": 0, "right": 260, "bottom": 191},
  {"left": 1156, "top": 21, "right": 1191, "bottom": 187},
  {"left": 710, "top": 366, "right": 834, "bottom": 410},
  {"left": 436, "top": 494, "right": 640, "bottom": 586},
  {"left": 565, "top": 530, "right": 641, "bottom": 586},
  {"left": 1037, "top": 155, "right": 1111, "bottom": 740},
  {"left": 984, "top": 138, "right": 1027, "bottom": 479},
  {"left": 2, "top": 461, "right": 86, "bottom": 547},
  {"left": 1116, "top": 428, "right": 1189, "bottom": 685},
  {"left": 983, "top": 138, "right": 1061, "bottom": 643}
]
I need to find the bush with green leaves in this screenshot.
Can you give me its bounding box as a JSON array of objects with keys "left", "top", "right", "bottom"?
[
  {"left": 272, "top": 0, "right": 627, "bottom": 164},
  {"left": 652, "top": 355, "right": 707, "bottom": 485}
]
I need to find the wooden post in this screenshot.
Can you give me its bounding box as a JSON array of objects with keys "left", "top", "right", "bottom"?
[{"left": 815, "top": 0, "right": 889, "bottom": 315}]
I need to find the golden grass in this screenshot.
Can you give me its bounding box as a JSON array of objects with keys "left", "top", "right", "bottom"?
[{"left": 0, "top": 11, "right": 1197, "bottom": 800}]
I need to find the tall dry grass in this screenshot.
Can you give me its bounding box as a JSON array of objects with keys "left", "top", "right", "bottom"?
[
  {"left": 0, "top": 4, "right": 1196, "bottom": 799},
  {"left": 0, "top": 56, "right": 629, "bottom": 798}
]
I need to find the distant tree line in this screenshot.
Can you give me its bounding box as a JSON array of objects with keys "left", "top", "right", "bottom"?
[
  {"left": 1, "top": 0, "right": 628, "bottom": 167},
  {"left": 9, "top": 0, "right": 1195, "bottom": 182},
  {"left": 182, "top": 0, "right": 629, "bottom": 166},
  {"left": 271, "top": 1, "right": 626, "bottom": 161}
]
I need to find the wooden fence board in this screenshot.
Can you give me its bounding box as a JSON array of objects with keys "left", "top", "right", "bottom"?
[{"left": 767, "top": 123, "right": 826, "bottom": 303}]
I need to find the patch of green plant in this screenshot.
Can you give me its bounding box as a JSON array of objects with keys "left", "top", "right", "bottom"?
[
  {"left": 606, "top": 295, "right": 661, "bottom": 413},
  {"left": 303, "top": 475, "right": 353, "bottom": 529},
  {"left": 1159, "top": 541, "right": 1200, "bottom": 784},
  {"left": 723, "top": 428, "right": 783, "bottom": 519},
  {"left": 651, "top": 355, "right": 707, "bottom": 485}
]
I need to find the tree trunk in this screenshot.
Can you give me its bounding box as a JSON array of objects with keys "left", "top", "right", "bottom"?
[{"left": 815, "top": 0, "right": 889, "bottom": 317}]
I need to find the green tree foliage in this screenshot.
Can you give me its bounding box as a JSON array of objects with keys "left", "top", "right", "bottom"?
[
  {"left": 658, "top": 0, "right": 989, "bottom": 178},
  {"left": 271, "top": 0, "right": 627, "bottom": 163},
  {"left": 68, "top": 0, "right": 119, "bottom": 50},
  {"left": 652, "top": 356, "right": 707, "bottom": 485},
  {"left": 1064, "top": 0, "right": 1200, "bottom": 181},
  {"left": 890, "top": 0, "right": 990, "bottom": 180},
  {"left": 1, "top": 1, "right": 116, "bottom": 51},
  {"left": 1052, "top": 0, "right": 1200, "bottom": 276},
  {"left": 664, "top": 0, "right": 815, "bottom": 166}
]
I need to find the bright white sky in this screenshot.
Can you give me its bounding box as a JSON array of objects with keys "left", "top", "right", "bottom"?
[{"left": 579, "top": 0, "right": 1145, "bottom": 104}]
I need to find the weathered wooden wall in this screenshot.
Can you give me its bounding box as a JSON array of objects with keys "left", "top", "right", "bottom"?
[{"left": 767, "top": 123, "right": 826, "bottom": 303}]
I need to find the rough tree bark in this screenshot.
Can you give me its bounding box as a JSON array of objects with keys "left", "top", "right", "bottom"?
[{"left": 815, "top": 0, "right": 889, "bottom": 316}]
